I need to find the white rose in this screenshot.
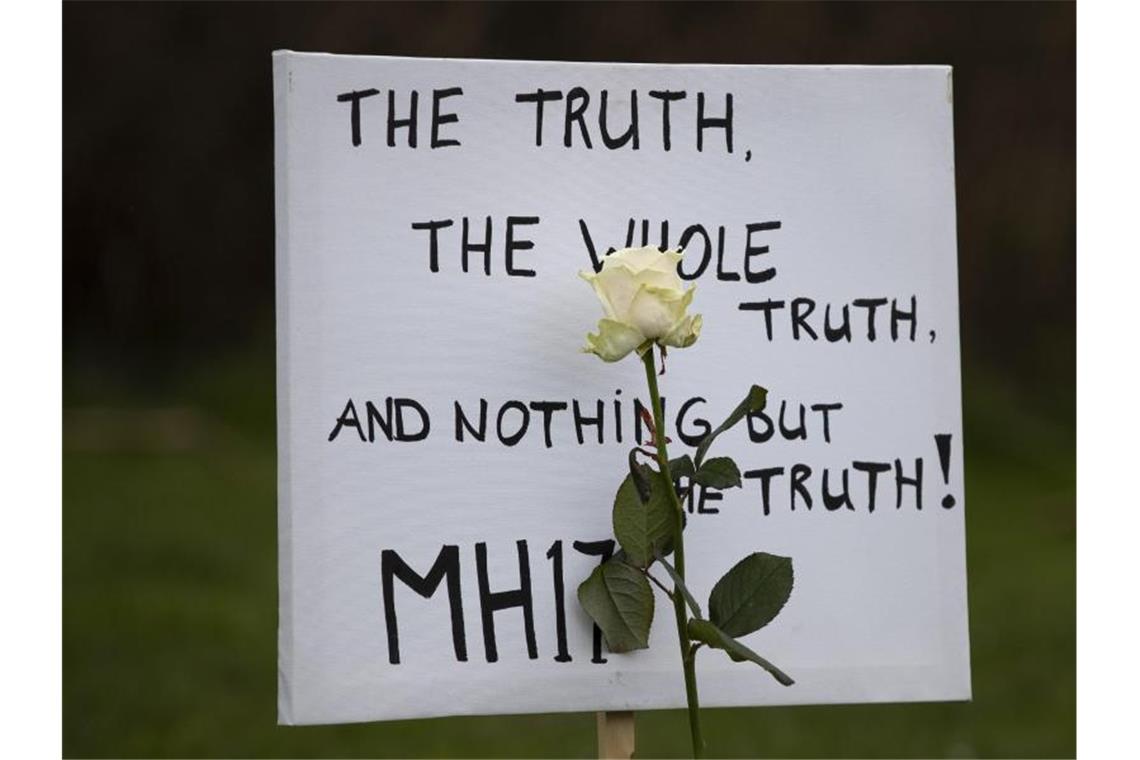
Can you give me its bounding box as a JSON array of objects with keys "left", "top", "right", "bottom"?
[{"left": 579, "top": 245, "right": 703, "bottom": 362}]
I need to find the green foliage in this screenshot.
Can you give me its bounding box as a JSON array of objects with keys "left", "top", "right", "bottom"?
[
  {"left": 589, "top": 378, "right": 791, "bottom": 726},
  {"left": 612, "top": 469, "right": 675, "bottom": 568},
  {"left": 693, "top": 457, "right": 742, "bottom": 489},
  {"left": 577, "top": 559, "right": 655, "bottom": 653},
  {"left": 688, "top": 618, "right": 794, "bottom": 686},
  {"left": 694, "top": 385, "right": 767, "bottom": 466},
  {"left": 709, "top": 552, "right": 794, "bottom": 638}
]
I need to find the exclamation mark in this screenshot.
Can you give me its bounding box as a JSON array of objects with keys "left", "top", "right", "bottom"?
[{"left": 934, "top": 434, "right": 956, "bottom": 509}]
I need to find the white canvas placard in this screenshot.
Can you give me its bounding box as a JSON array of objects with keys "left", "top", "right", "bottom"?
[{"left": 274, "top": 51, "right": 969, "bottom": 725}]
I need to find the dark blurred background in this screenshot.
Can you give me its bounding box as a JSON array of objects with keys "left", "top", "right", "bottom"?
[{"left": 62, "top": 2, "right": 1075, "bottom": 757}]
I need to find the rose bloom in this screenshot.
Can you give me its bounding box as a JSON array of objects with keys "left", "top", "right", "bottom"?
[{"left": 580, "top": 245, "right": 702, "bottom": 362}]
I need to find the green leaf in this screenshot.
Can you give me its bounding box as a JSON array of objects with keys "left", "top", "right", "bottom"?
[
  {"left": 693, "top": 457, "right": 743, "bottom": 489},
  {"left": 669, "top": 454, "right": 695, "bottom": 480},
  {"left": 694, "top": 385, "right": 767, "bottom": 466},
  {"left": 577, "top": 559, "right": 655, "bottom": 653},
  {"left": 654, "top": 553, "right": 702, "bottom": 618},
  {"left": 688, "top": 618, "right": 794, "bottom": 686},
  {"left": 613, "top": 469, "right": 676, "bottom": 568},
  {"left": 708, "top": 552, "right": 793, "bottom": 637}
]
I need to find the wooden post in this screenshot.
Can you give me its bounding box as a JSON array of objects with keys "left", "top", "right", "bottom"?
[{"left": 596, "top": 710, "right": 635, "bottom": 759}]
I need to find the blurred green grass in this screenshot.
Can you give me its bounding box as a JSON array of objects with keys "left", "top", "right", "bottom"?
[{"left": 62, "top": 352, "right": 1074, "bottom": 758}]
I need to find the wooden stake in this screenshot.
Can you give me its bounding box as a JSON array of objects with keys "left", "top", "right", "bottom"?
[{"left": 596, "top": 710, "right": 635, "bottom": 759}]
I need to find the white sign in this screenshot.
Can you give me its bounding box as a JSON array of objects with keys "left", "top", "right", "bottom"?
[{"left": 274, "top": 51, "right": 970, "bottom": 725}]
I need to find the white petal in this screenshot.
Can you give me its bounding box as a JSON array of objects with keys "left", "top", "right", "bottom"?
[
  {"left": 602, "top": 245, "right": 663, "bottom": 274},
  {"left": 660, "top": 312, "right": 703, "bottom": 349},
  {"left": 579, "top": 268, "right": 617, "bottom": 319},
  {"left": 582, "top": 319, "right": 647, "bottom": 362},
  {"left": 628, "top": 284, "right": 691, "bottom": 340},
  {"left": 592, "top": 265, "right": 642, "bottom": 322}
]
